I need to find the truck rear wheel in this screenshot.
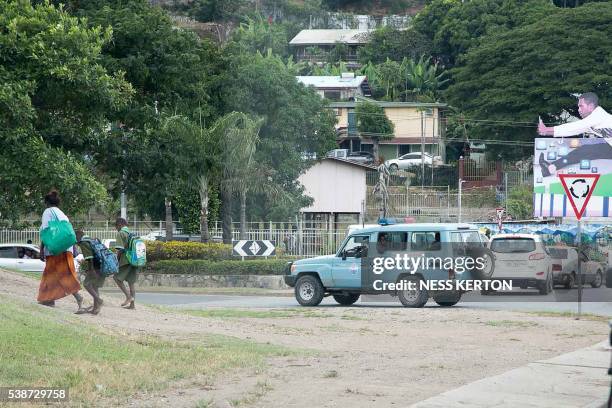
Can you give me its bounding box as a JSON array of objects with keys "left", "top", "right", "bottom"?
[
  {"left": 433, "top": 291, "right": 462, "bottom": 307},
  {"left": 398, "top": 276, "right": 428, "bottom": 308},
  {"left": 295, "top": 275, "right": 324, "bottom": 306},
  {"left": 538, "top": 272, "right": 553, "bottom": 295},
  {"left": 333, "top": 294, "right": 360, "bottom": 306}
]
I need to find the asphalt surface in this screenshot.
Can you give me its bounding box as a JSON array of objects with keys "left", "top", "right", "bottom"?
[{"left": 133, "top": 288, "right": 612, "bottom": 316}]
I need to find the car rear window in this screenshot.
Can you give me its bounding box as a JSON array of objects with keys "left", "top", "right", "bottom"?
[
  {"left": 0, "top": 247, "right": 18, "bottom": 258},
  {"left": 547, "top": 248, "right": 568, "bottom": 259},
  {"left": 490, "top": 238, "right": 536, "bottom": 253}
]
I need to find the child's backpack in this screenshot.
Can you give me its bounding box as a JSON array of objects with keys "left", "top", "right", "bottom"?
[
  {"left": 126, "top": 232, "right": 146, "bottom": 267},
  {"left": 81, "top": 238, "right": 119, "bottom": 277}
]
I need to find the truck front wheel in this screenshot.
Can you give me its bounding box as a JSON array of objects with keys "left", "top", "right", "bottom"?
[
  {"left": 398, "top": 276, "right": 428, "bottom": 308},
  {"left": 295, "top": 275, "right": 325, "bottom": 306}
]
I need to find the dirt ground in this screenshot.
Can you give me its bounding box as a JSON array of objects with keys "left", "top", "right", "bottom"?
[{"left": 1, "top": 270, "right": 608, "bottom": 408}]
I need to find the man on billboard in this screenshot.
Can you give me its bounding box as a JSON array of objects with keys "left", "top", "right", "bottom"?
[{"left": 537, "top": 92, "right": 612, "bottom": 177}]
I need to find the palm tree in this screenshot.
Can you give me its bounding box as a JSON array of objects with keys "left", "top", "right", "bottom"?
[
  {"left": 210, "top": 112, "right": 263, "bottom": 243},
  {"left": 401, "top": 56, "right": 449, "bottom": 102}
]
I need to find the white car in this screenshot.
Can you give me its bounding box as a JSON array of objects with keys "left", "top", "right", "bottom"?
[
  {"left": 385, "top": 152, "right": 443, "bottom": 171},
  {"left": 488, "top": 234, "right": 554, "bottom": 295},
  {"left": 0, "top": 243, "right": 83, "bottom": 273},
  {"left": 0, "top": 243, "right": 45, "bottom": 272},
  {"left": 548, "top": 247, "right": 605, "bottom": 289}
]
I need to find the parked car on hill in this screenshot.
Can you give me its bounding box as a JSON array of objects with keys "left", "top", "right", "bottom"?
[
  {"left": 384, "top": 152, "right": 443, "bottom": 171},
  {"left": 347, "top": 151, "right": 374, "bottom": 165}
]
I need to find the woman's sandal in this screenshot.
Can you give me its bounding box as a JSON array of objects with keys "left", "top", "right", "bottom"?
[{"left": 75, "top": 306, "right": 93, "bottom": 315}]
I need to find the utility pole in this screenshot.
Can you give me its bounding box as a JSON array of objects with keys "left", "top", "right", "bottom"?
[
  {"left": 504, "top": 172, "right": 508, "bottom": 214},
  {"left": 120, "top": 124, "right": 127, "bottom": 220},
  {"left": 420, "top": 110, "right": 425, "bottom": 189},
  {"left": 458, "top": 179, "right": 465, "bottom": 223}
]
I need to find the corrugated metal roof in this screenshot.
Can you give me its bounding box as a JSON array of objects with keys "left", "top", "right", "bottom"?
[
  {"left": 289, "top": 29, "right": 372, "bottom": 45},
  {"left": 296, "top": 75, "right": 367, "bottom": 89}
]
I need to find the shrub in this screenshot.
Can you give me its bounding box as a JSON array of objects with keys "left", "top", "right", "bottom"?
[
  {"left": 144, "top": 259, "right": 289, "bottom": 275},
  {"left": 145, "top": 241, "right": 233, "bottom": 262}
]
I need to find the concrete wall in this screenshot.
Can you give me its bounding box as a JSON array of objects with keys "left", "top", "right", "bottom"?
[
  {"left": 104, "top": 274, "right": 288, "bottom": 290},
  {"left": 298, "top": 159, "right": 366, "bottom": 213}
]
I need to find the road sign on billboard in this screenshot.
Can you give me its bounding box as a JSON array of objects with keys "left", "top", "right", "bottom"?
[
  {"left": 533, "top": 138, "right": 612, "bottom": 218},
  {"left": 559, "top": 174, "right": 600, "bottom": 220}
]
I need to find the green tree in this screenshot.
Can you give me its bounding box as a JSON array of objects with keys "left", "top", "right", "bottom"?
[
  {"left": 186, "top": 0, "right": 249, "bottom": 22},
  {"left": 230, "top": 16, "right": 291, "bottom": 57},
  {"left": 211, "top": 112, "right": 263, "bottom": 242},
  {"left": 222, "top": 51, "right": 337, "bottom": 220},
  {"left": 506, "top": 185, "right": 533, "bottom": 220},
  {"left": 57, "top": 0, "right": 224, "bottom": 227},
  {"left": 412, "top": 0, "right": 553, "bottom": 68},
  {"left": 446, "top": 2, "right": 612, "bottom": 158},
  {"left": 401, "top": 56, "right": 448, "bottom": 102},
  {"left": 0, "top": 1, "right": 129, "bottom": 220},
  {"left": 359, "top": 26, "right": 432, "bottom": 65},
  {"left": 355, "top": 101, "right": 394, "bottom": 163},
  {"left": 375, "top": 59, "right": 403, "bottom": 101}
]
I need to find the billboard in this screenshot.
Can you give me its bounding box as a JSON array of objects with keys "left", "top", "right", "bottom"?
[{"left": 533, "top": 137, "right": 612, "bottom": 217}]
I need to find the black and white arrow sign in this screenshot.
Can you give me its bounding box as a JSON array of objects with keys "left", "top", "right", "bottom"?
[{"left": 232, "top": 240, "right": 276, "bottom": 256}]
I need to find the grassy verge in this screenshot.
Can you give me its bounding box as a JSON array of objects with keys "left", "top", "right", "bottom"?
[
  {"left": 2, "top": 268, "right": 41, "bottom": 281},
  {"left": 522, "top": 310, "right": 610, "bottom": 322},
  {"left": 0, "top": 296, "right": 294, "bottom": 406},
  {"left": 183, "top": 308, "right": 333, "bottom": 319},
  {"left": 182, "top": 308, "right": 332, "bottom": 319}
]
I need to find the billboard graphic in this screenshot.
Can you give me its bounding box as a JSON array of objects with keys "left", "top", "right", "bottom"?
[{"left": 533, "top": 138, "right": 612, "bottom": 217}]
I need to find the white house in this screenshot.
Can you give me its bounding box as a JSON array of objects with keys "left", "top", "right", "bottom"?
[
  {"left": 289, "top": 29, "right": 371, "bottom": 66},
  {"left": 298, "top": 157, "right": 373, "bottom": 226},
  {"left": 296, "top": 73, "right": 371, "bottom": 101}
]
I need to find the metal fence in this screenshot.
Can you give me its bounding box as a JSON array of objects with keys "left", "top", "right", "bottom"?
[
  {"left": 0, "top": 223, "right": 349, "bottom": 259},
  {"left": 366, "top": 186, "right": 500, "bottom": 222}
]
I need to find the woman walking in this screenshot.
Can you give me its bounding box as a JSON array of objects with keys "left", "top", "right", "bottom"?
[{"left": 37, "top": 190, "right": 84, "bottom": 312}]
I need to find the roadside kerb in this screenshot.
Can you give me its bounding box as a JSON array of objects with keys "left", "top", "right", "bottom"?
[
  {"left": 410, "top": 340, "right": 611, "bottom": 408},
  {"left": 103, "top": 273, "right": 289, "bottom": 290}
]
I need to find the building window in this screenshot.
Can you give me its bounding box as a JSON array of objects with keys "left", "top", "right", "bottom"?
[
  {"left": 324, "top": 90, "right": 341, "bottom": 101},
  {"left": 398, "top": 145, "right": 411, "bottom": 155},
  {"left": 347, "top": 111, "right": 357, "bottom": 136}
]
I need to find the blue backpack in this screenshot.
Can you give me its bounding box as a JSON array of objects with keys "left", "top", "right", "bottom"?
[{"left": 81, "top": 238, "right": 119, "bottom": 277}]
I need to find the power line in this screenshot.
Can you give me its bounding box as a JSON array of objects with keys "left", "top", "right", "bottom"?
[{"left": 354, "top": 131, "right": 535, "bottom": 146}]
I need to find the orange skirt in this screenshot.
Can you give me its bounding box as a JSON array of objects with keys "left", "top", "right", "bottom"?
[{"left": 37, "top": 252, "right": 81, "bottom": 302}]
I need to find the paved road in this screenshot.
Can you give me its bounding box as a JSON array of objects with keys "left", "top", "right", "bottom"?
[{"left": 134, "top": 289, "right": 612, "bottom": 316}]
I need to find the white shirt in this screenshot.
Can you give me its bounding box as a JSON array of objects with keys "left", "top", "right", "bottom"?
[
  {"left": 40, "top": 207, "right": 69, "bottom": 231},
  {"left": 40, "top": 207, "right": 71, "bottom": 256},
  {"left": 553, "top": 106, "right": 612, "bottom": 146}
]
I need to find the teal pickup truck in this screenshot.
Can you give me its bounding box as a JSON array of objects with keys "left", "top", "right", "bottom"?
[{"left": 284, "top": 222, "right": 493, "bottom": 307}]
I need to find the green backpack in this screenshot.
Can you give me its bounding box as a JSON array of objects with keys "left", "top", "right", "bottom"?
[
  {"left": 125, "top": 232, "right": 146, "bottom": 267},
  {"left": 40, "top": 210, "right": 77, "bottom": 255}
]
